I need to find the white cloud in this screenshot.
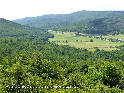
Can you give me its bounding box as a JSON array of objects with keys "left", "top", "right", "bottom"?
[{"left": 0, "top": 0, "right": 124, "bottom": 20}]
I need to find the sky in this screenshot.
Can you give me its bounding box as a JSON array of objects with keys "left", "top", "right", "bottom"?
[{"left": 0, "top": 0, "right": 124, "bottom": 20}]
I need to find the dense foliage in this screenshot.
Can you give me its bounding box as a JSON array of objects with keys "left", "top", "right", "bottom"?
[{"left": 0, "top": 19, "right": 124, "bottom": 92}]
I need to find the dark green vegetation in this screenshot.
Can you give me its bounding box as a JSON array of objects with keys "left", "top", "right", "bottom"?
[
  {"left": 0, "top": 18, "right": 124, "bottom": 92},
  {"left": 14, "top": 11, "right": 124, "bottom": 35},
  {"left": 0, "top": 18, "right": 53, "bottom": 41}
]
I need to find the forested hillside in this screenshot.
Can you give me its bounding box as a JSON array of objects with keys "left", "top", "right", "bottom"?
[
  {"left": 14, "top": 11, "right": 124, "bottom": 34},
  {"left": 56, "top": 12, "right": 124, "bottom": 34},
  {"left": 0, "top": 18, "right": 53, "bottom": 41},
  {"left": 0, "top": 18, "right": 124, "bottom": 92}
]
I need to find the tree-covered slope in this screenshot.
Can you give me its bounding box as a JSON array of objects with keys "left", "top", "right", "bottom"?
[
  {"left": 13, "top": 11, "right": 123, "bottom": 29},
  {"left": 13, "top": 11, "right": 124, "bottom": 34},
  {"left": 83, "top": 13, "right": 124, "bottom": 34},
  {"left": 53, "top": 11, "right": 124, "bottom": 34},
  {"left": 0, "top": 18, "right": 53, "bottom": 41}
]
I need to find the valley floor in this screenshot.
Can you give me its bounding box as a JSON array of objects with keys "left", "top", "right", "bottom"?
[{"left": 49, "top": 31, "right": 124, "bottom": 51}]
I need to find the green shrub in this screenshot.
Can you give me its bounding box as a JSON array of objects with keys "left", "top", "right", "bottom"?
[{"left": 101, "top": 62, "right": 122, "bottom": 87}]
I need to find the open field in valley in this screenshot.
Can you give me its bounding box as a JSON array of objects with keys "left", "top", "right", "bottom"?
[{"left": 49, "top": 31, "right": 124, "bottom": 51}]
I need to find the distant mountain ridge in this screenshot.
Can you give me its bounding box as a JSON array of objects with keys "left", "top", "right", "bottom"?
[{"left": 13, "top": 10, "right": 124, "bottom": 34}]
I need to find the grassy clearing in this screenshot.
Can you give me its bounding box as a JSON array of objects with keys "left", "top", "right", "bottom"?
[{"left": 49, "top": 31, "right": 123, "bottom": 51}]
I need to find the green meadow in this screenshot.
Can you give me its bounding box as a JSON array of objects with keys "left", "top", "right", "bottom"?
[{"left": 49, "top": 31, "right": 123, "bottom": 51}]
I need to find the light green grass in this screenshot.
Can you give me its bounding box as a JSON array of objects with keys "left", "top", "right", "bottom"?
[{"left": 49, "top": 31, "right": 123, "bottom": 51}]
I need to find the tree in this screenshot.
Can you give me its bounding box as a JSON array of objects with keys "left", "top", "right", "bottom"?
[
  {"left": 101, "top": 62, "right": 121, "bottom": 87},
  {"left": 90, "top": 39, "right": 93, "bottom": 42},
  {"left": 65, "top": 40, "right": 68, "bottom": 43},
  {"left": 68, "top": 73, "right": 85, "bottom": 88}
]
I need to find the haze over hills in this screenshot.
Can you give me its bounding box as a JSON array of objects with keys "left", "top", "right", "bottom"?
[{"left": 13, "top": 10, "right": 124, "bottom": 34}]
